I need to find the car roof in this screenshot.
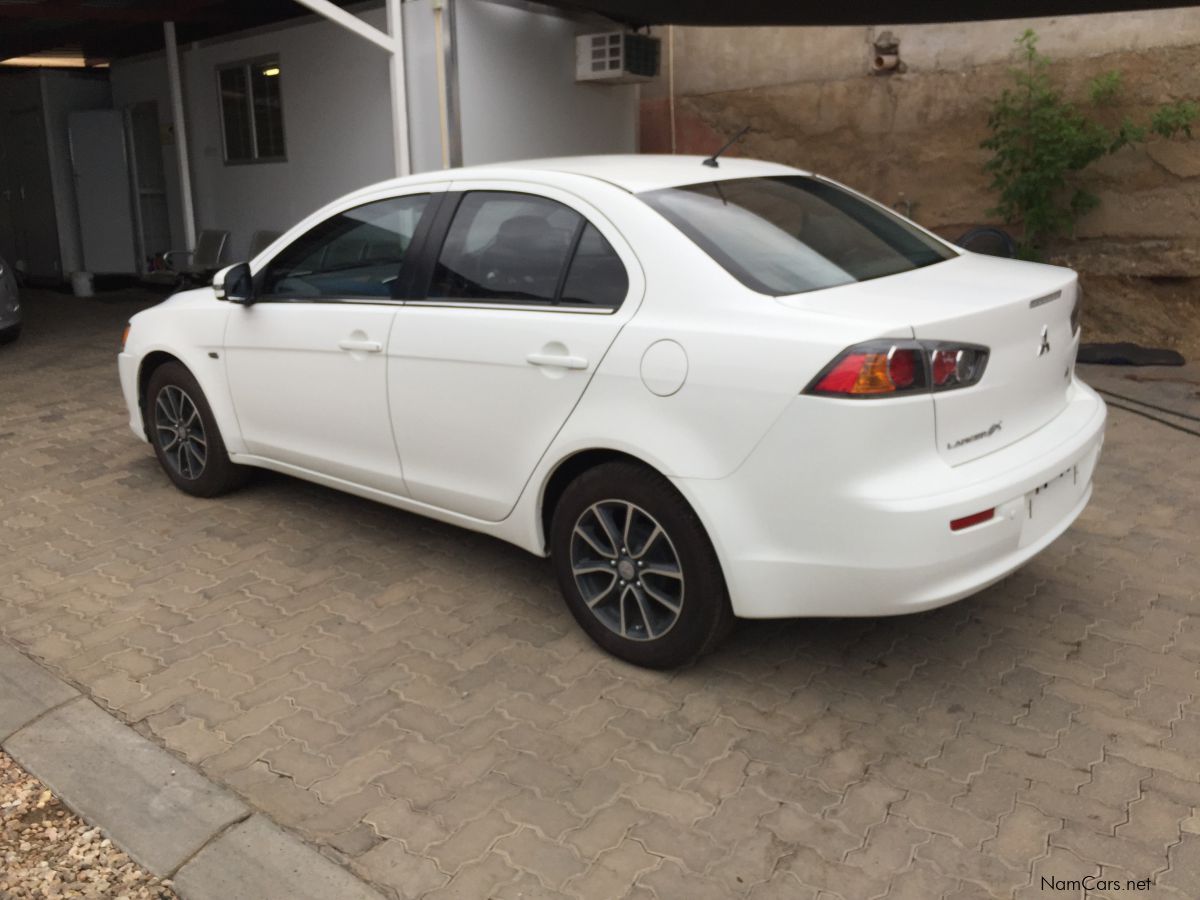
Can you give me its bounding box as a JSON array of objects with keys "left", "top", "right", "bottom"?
[
  {"left": 353, "top": 154, "right": 809, "bottom": 198},
  {"left": 480, "top": 155, "right": 808, "bottom": 192}
]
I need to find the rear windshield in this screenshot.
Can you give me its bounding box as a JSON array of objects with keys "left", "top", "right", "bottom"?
[{"left": 639, "top": 175, "right": 956, "bottom": 296}]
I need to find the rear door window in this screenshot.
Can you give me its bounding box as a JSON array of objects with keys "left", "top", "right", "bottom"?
[{"left": 428, "top": 191, "right": 628, "bottom": 309}]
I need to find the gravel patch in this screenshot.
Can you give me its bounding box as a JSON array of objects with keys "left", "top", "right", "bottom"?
[{"left": 0, "top": 751, "right": 177, "bottom": 899}]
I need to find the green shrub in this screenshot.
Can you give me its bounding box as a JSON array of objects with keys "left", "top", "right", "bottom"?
[{"left": 981, "top": 30, "right": 1197, "bottom": 258}]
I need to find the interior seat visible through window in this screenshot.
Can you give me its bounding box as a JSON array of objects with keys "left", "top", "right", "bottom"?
[{"left": 428, "top": 191, "right": 628, "bottom": 309}]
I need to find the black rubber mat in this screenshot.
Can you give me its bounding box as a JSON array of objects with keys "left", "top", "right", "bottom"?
[{"left": 1077, "top": 342, "right": 1186, "bottom": 366}]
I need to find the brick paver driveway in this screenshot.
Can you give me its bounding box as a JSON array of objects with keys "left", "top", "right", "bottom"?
[{"left": 2, "top": 289, "right": 1198, "bottom": 899}]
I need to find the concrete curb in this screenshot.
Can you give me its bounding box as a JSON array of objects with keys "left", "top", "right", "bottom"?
[{"left": 0, "top": 639, "right": 385, "bottom": 900}]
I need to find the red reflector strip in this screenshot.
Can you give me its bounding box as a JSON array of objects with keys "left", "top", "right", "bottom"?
[{"left": 950, "top": 508, "right": 995, "bottom": 531}]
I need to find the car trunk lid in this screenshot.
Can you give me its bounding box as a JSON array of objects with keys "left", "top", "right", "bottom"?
[{"left": 779, "top": 253, "right": 1079, "bottom": 464}]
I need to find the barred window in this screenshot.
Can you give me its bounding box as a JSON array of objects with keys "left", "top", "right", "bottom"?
[{"left": 218, "top": 59, "right": 285, "bottom": 164}]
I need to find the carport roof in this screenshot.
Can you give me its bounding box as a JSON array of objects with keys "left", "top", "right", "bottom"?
[
  {"left": 0, "top": 0, "right": 1193, "bottom": 63},
  {"left": 539, "top": 0, "right": 1196, "bottom": 25},
  {"left": 0, "top": 0, "right": 370, "bottom": 64}
]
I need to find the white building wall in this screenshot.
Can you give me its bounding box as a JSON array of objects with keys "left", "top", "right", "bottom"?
[
  {"left": 109, "top": 0, "right": 641, "bottom": 264},
  {"left": 182, "top": 8, "right": 396, "bottom": 261},
  {"left": 456, "top": 1, "right": 638, "bottom": 166}
]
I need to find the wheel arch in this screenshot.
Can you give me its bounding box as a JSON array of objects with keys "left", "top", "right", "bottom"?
[
  {"left": 538, "top": 448, "right": 660, "bottom": 550},
  {"left": 536, "top": 446, "right": 730, "bottom": 562},
  {"left": 137, "top": 350, "right": 187, "bottom": 438}
]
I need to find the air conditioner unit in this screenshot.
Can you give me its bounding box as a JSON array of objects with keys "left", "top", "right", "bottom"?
[{"left": 575, "top": 32, "right": 660, "bottom": 84}]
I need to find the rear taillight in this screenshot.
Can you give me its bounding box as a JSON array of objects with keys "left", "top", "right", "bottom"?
[
  {"left": 1070, "top": 285, "right": 1083, "bottom": 335},
  {"left": 806, "top": 340, "right": 989, "bottom": 398}
]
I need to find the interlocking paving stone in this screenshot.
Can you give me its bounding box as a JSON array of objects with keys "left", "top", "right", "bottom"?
[
  {"left": 1, "top": 292, "right": 1199, "bottom": 897},
  {"left": 3, "top": 697, "right": 248, "bottom": 875}
]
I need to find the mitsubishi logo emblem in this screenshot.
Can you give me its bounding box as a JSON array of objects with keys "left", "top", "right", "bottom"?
[{"left": 1038, "top": 325, "right": 1051, "bottom": 357}]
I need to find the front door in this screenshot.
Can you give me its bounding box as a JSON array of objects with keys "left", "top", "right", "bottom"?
[
  {"left": 388, "top": 184, "right": 643, "bottom": 521},
  {"left": 224, "top": 191, "right": 435, "bottom": 494}
]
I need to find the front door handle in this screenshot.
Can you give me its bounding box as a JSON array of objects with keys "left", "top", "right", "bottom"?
[
  {"left": 526, "top": 352, "right": 588, "bottom": 370},
  {"left": 338, "top": 338, "right": 382, "bottom": 353}
]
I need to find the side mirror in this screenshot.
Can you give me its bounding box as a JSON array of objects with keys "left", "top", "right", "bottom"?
[{"left": 213, "top": 262, "right": 254, "bottom": 305}]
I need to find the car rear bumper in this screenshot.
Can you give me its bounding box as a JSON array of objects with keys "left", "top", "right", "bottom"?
[{"left": 674, "top": 377, "right": 1107, "bottom": 618}]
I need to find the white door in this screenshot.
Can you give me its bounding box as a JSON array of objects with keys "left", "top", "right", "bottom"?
[
  {"left": 70, "top": 110, "right": 138, "bottom": 274},
  {"left": 388, "top": 184, "right": 643, "bottom": 521},
  {"left": 224, "top": 192, "right": 435, "bottom": 494}
]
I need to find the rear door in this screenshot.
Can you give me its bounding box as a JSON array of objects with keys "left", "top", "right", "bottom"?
[{"left": 387, "top": 182, "right": 644, "bottom": 521}]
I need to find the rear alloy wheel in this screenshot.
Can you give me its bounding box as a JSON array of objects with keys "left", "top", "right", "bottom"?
[
  {"left": 146, "top": 361, "right": 247, "bottom": 498},
  {"left": 570, "top": 500, "right": 685, "bottom": 642},
  {"left": 551, "top": 462, "right": 732, "bottom": 668}
]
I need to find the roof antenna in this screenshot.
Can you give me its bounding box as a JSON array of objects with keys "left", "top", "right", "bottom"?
[{"left": 702, "top": 125, "right": 750, "bottom": 168}]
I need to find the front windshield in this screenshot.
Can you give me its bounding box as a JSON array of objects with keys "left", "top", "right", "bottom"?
[{"left": 639, "top": 175, "right": 956, "bottom": 296}]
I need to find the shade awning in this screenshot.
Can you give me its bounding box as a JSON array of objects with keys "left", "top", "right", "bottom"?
[
  {"left": 1, "top": 0, "right": 1194, "bottom": 64},
  {"left": 537, "top": 0, "right": 1196, "bottom": 26}
]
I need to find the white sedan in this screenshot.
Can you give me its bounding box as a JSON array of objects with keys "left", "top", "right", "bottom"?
[{"left": 118, "top": 155, "right": 1106, "bottom": 668}]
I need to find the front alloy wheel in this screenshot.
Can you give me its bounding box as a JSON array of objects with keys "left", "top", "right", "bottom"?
[
  {"left": 145, "top": 360, "right": 248, "bottom": 498},
  {"left": 154, "top": 385, "right": 208, "bottom": 480}
]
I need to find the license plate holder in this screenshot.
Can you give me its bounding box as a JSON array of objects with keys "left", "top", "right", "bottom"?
[{"left": 1025, "top": 464, "right": 1077, "bottom": 524}]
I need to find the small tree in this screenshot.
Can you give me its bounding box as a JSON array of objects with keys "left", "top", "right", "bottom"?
[{"left": 982, "top": 29, "right": 1197, "bottom": 258}]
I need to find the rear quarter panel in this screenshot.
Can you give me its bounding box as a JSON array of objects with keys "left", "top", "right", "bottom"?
[{"left": 508, "top": 184, "right": 911, "bottom": 552}]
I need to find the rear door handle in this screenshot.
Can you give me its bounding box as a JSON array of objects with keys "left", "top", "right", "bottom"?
[
  {"left": 526, "top": 352, "right": 588, "bottom": 370},
  {"left": 338, "top": 338, "right": 382, "bottom": 353}
]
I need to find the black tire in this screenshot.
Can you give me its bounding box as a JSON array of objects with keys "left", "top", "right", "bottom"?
[
  {"left": 0, "top": 324, "right": 19, "bottom": 345},
  {"left": 145, "top": 361, "right": 248, "bottom": 498},
  {"left": 550, "top": 461, "right": 733, "bottom": 669}
]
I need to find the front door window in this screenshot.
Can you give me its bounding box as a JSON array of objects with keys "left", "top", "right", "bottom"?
[{"left": 259, "top": 194, "right": 430, "bottom": 300}]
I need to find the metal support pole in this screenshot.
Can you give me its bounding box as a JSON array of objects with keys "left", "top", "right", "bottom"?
[
  {"left": 163, "top": 21, "right": 196, "bottom": 251},
  {"left": 667, "top": 25, "right": 677, "bottom": 154},
  {"left": 386, "top": 0, "right": 411, "bottom": 176},
  {"left": 432, "top": 0, "right": 450, "bottom": 169}
]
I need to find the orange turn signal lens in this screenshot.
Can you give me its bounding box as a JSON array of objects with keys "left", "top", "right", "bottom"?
[
  {"left": 851, "top": 352, "right": 894, "bottom": 394},
  {"left": 119, "top": 323, "right": 131, "bottom": 352}
]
